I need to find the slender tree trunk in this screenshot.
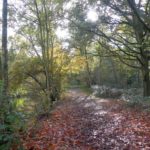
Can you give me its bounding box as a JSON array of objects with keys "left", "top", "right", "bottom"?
[
  {"left": 98, "top": 58, "right": 102, "bottom": 86},
  {"left": 34, "top": 0, "right": 54, "bottom": 108},
  {"left": 1, "top": 0, "right": 8, "bottom": 98},
  {"left": 84, "top": 48, "right": 91, "bottom": 87},
  {"left": 137, "top": 70, "right": 140, "bottom": 87},
  {"left": 110, "top": 58, "right": 118, "bottom": 86},
  {"left": 85, "top": 60, "right": 91, "bottom": 87},
  {"left": 142, "top": 59, "right": 150, "bottom": 97}
]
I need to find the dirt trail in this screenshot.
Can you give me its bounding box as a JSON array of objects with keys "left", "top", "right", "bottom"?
[{"left": 23, "top": 89, "right": 150, "bottom": 150}]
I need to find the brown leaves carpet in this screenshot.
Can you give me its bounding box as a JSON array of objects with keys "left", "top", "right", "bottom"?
[{"left": 22, "top": 90, "right": 150, "bottom": 150}]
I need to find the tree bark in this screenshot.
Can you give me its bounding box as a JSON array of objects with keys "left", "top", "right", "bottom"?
[
  {"left": 1, "top": 0, "right": 8, "bottom": 98},
  {"left": 142, "top": 59, "right": 150, "bottom": 97},
  {"left": 110, "top": 58, "right": 118, "bottom": 86},
  {"left": 84, "top": 48, "right": 92, "bottom": 87}
]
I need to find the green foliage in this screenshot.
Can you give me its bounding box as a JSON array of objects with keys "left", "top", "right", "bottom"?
[
  {"left": 0, "top": 81, "right": 26, "bottom": 149},
  {"left": 0, "top": 111, "right": 25, "bottom": 150}
]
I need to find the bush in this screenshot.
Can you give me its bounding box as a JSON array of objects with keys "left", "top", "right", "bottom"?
[
  {"left": 0, "top": 111, "right": 25, "bottom": 150},
  {"left": 0, "top": 81, "right": 26, "bottom": 150},
  {"left": 126, "top": 96, "right": 150, "bottom": 109},
  {"left": 91, "top": 85, "right": 122, "bottom": 98}
]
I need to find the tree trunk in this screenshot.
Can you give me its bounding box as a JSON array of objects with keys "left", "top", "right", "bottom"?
[
  {"left": 110, "top": 58, "right": 118, "bottom": 86},
  {"left": 98, "top": 58, "right": 102, "bottom": 86},
  {"left": 142, "top": 59, "right": 150, "bottom": 97},
  {"left": 84, "top": 48, "right": 92, "bottom": 87},
  {"left": 142, "top": 70, "right": 150, "bottom": 97},
  {"left": 1, "top": 0, "right": 8, "bottom": 98}
]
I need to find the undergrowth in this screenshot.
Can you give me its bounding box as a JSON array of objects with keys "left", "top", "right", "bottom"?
[
  {"left": 0, "top": 82, "right": 26, "bottom": 150},
  {"left": 126, "top": 96, "right": 150, "bottom": 110}
]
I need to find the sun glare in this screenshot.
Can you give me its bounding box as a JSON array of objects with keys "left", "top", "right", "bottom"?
[
  {"left": 56, "top": 27, "right": 70, "bottom": 39},
  {"left": 87, "top": 9, "right": 98, "bottom": 22}
]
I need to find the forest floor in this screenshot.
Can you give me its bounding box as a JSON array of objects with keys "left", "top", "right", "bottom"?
[{"left": 22, "top": 89, "right": 150, "bottom": 150}]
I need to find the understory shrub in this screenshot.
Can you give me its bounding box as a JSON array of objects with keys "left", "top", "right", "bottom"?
[
  {"left": 0, "top": 82, "right": 26, "bottom": 150},
  {"left": 0, "top": 111, "right": 25, "bottom": 150}
]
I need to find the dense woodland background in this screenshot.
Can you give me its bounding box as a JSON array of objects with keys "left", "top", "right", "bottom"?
[{"left": 0, "top": 0, "right": 150, "bottom": 149}]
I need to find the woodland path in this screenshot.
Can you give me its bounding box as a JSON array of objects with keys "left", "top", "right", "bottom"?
[{"left": 23, "top": 89, "right": 150, "bottom": 150}]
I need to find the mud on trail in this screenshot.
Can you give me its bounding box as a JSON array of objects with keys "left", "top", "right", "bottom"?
[{"left": 22, "top": 90, "right": 150, "bottom": 150}]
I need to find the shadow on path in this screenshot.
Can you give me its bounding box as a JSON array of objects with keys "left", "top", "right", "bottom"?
[{"left": 23, "top": 89, "right": 150, "bottom": 150}]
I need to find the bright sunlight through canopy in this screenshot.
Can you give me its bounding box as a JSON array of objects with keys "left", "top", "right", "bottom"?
[{"left": 87, "top": 9, "right": 98, "bottom": 22}]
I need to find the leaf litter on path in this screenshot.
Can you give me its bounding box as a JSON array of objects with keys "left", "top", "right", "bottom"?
[{"left": 22, "top": 90, "right": 150, "bottom": 150}]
